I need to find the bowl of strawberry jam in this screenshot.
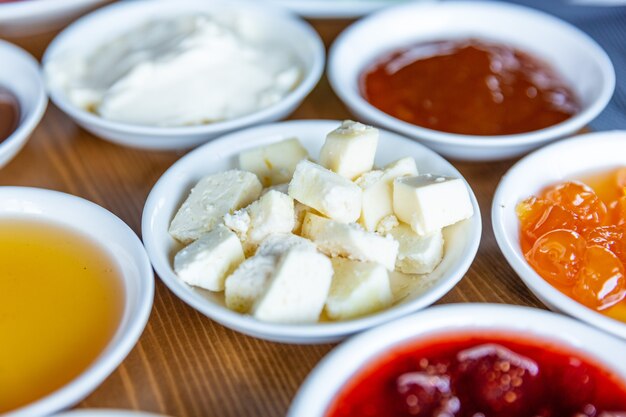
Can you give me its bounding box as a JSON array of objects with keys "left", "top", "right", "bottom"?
[
  {"left": 493, "top": 131, "right": 626, "bottom": 339},
  {"left": 328, "top": 1, "right": 614, "bottom": 161},
  {"left": 288, "top": 304, "right": 626, "bottom": 417}
]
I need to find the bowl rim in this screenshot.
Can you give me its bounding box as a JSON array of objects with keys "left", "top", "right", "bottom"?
[
  {"left": 492, "top": 130, "right": 626, "bottom": 340},
  {"left": 288, "top": 303, "right": 626, "bottom": 417},
  {"left": 0, "top": 0, "right": 106, "bottom": 19},
  {"left": 141, "top": 119, "right": 482, "bottom": 343},
  {"left": 0, "top": 187, "right": 154, "bottom": 417},
  {"left": 267, "top": 0, "right": 414, "bottom": 19},
  {"left": 0, "top": 40, "right": 48, "bottom": 160},
  {"left": 42, "top": 0, "right": 325, "bottom": 137},
  {"left": 328, "top": 0, "right": 616, "bottom": 147}
]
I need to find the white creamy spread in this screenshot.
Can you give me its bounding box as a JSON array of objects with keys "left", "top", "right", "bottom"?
[{"left": 46, "top": 15, "right": 302, "bottom": 127}]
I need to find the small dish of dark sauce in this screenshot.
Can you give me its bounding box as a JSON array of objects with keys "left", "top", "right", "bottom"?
[
  {"left": 0, "top": 86, "right": 20, "bottom": 143},
  {"left": 360, "top": 39, "right": 581, "bottom": 136}
]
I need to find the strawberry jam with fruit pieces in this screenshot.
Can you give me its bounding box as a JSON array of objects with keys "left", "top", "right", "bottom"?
[
  {"left": 325, "top": 333, "right": 626, "bottom": 417},
  {"left": 517, "top": 168, "right": 626, "bottom": 321}
]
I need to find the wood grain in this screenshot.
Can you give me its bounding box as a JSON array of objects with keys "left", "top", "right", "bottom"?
[{"left": 2, "top": 18, "right": 546, "bottom": 417}]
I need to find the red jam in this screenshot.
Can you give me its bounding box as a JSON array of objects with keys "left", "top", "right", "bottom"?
[
  {"left": 360, "top": 39, "right": 580, "bottom": 136},
  {"left": 0, "top": 86, "right": 20, "bottom": 143},
  {"left": 325, "top": 333, "right": 626, "bottom": 417}
]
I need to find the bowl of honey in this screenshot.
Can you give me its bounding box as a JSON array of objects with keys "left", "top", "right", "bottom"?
[
  {"left": 327, "top": 1, "right": 615, "bottom": 161},
  {"left": 493, "top": 130, "right": 626, "bottom": 340},
  {"left": 0, "top": 187, "right": 154, "bottom": 416},
  {"left": 0, "top": 40, "right": 47, "bottom": 169},
  {"left": 288, "top": 304, "right": 626, "bottom": 417}
]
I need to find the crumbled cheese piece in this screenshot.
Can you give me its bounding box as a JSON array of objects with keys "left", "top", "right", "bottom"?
[
  {"left": 288, "top": 159, "right": 362, "bottom": 223},
  {"left": 325, "top": 258, "right": 393, "bottom": 320},
  {"left": 301, "top": 212, "right": 398, "bottom": 270},
  {"left": 356, "top": 157, "right": 418, "bottom": 231},
  {"left": 252, "top": 248, "right": 333, "bottom": 323},
  {"left": 319, "top": 120, "right": 379, "bottom": 179},
  {"left": 239, "top": 138, "right": 308, "bottom": 186},
  {"left": 389, "top": 224, "right": 444, "bottom": 274},
  {"left": 393, "top": 174, "right": 473, "bottom": 235},
  {"left": 169, "top": 170, "right": 262, "bottom": 243},
  {"left": 174, "top": 224, "right": 245, "bottom": 291}
]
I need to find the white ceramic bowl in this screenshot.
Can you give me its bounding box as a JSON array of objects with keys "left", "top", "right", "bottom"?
[
  {"left": 492, "top": 131, "right": 626, "bottom": 340},
  {"left": 142, "top": 120, "right": 481, "bottom": 344},
  {"left": 288, "top": 303, "right": 626, "bottom": 417},
  {"left": 266, "top": 0, "right": 417, "bottom": 18},
  {"left": 42, "top": 0, "right": 325, "bottom": 150},
  {"left": 0, "top": 40, "right": 47, "bottom": 169},
  {"left": 328, "top": 1, "right": 615, "bottom": 161},
  {"left": 0, "top": 0, "right": 107, "bottom": 37},
  {"left": 1, "top": 187, "right": 154, "bottom": 417}
]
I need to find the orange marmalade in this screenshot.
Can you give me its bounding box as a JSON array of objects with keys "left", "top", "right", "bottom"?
[{"left": 517, "top": 168, "right": 626, "bottom": 322}]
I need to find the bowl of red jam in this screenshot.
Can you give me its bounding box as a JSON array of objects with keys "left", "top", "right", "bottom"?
[
  {"left": 288, "top": 304, "right": 626, "bottom": 417},
  {"left": 327, "top": 1, "right": 615, "bottom": 161},
  {"left": 0, "top": 40, "right": 47, "bottom": 169},
  {"left": 493, "top": 131, "right": 626, "bottom": 339}
]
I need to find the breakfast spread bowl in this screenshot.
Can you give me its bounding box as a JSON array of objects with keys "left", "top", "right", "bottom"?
[
  {"left": 492, "top": 131, "right": 626, "bottom": 340},
  {"left": 0, "top": 0, "right": 107, "bottom": 37},
  {"left": 0, "top": 40, "right": 47, "bottom": 169},
  {"left": 287, "top": 303, "right": 626, "bottom": 417},
  {"left": 1, "top": 187, "right": 154, "bottom": 417},
  {"left": 328, "top": 1, "right": 615, "bottom": 161},
  {"left": 42, "top": 0, "right": 325, "bottom": 150},
  {"left": 142, "top": 120, "right": 481, "bottom": 344}
]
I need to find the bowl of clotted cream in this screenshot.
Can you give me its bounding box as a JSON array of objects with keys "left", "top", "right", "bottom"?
[{"left": 43, "top": 0, "right": 324, "bottom": 150}]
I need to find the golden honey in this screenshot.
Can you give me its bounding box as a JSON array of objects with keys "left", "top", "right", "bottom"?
[{"left": 0, "top": 218, "right": 124, "bottom": 412}]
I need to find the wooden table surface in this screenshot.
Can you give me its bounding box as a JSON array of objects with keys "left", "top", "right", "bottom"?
[{"left": 3, "top": 19, "right": 546, "bottom": 417}]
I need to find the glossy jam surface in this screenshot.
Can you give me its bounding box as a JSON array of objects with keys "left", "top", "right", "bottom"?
[
  {"left": 326, "top": 333, "right": 626, "bottom": 417},
  {"left": 517, "top": 168, "right": 626, "bottom": 322},
  {"left": 0, "top": 86, "right": 20, "bottom": 142},
  {"left": 0, "top": 219, "right": 124, "bottom": 412},
  {"left": 360, "top": 39, "right": 580, "bottom": 136}
]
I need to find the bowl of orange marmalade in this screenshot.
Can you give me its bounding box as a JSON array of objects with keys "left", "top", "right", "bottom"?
[{"left": 493, "top": 131, "right": 626, "bottom": 339}]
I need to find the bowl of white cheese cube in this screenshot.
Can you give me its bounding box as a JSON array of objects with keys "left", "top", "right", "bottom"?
[{"left": 142, "top": 120, "right": 481, "bottom": 343}]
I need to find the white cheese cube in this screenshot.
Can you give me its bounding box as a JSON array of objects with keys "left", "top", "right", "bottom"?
[
  {"left": 293, "top": 201, "right": 311, "bottom": 235},
  {"left": 288, "top": 159, "right": 362, "bottom": 223},
  {"left": 319, "top": 120, "right": 379, "bottom": 179},
  {"left": 223, "top": 209, "right": 250, "bottom": 241},
  {"left": 256, "top": 233, "right": 316, "bottom": 257},
  {"left": 326, "top": 258, "right": 393, "bottom": 320},
  {"left": 174, "top": 224, "right": 245, "bottom": 291},
  {"left": 169, "top": 170, "right": 262, "bottom": 243},
  {"left": 376, "top": 215, "right": 399, "bottom": 235},
  {"left": 246, "top": 190, "right": 295, "bottom": 246},
  {"left": 252, "top": 248, "right": 333, "bottom": 324},
  {"left": 301, "top": 212, "right": 399, "bottom": 270},
  {"left": 355, "top": 158, "right": 417, "bottom": 232},
  {"left": 383, "top": 157, "right": 419, "bottom": 178},
  {"left": 389, "top": 224, "right": 444, "bottom": 274},
  {"left": 225, "top": 255, "right": 276, "bottom": 313},
  {"left": 356, "top": 157, "right": 418, "bottom": 231},
  {"left": 239, "top": 138, "right": 308, "bottom": 186},
  {"left": 261, "top": 183, "right": 289, "bottom": 195},
  {"left": 393, "top": 174, "right": 473, "bottom": 236}
]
